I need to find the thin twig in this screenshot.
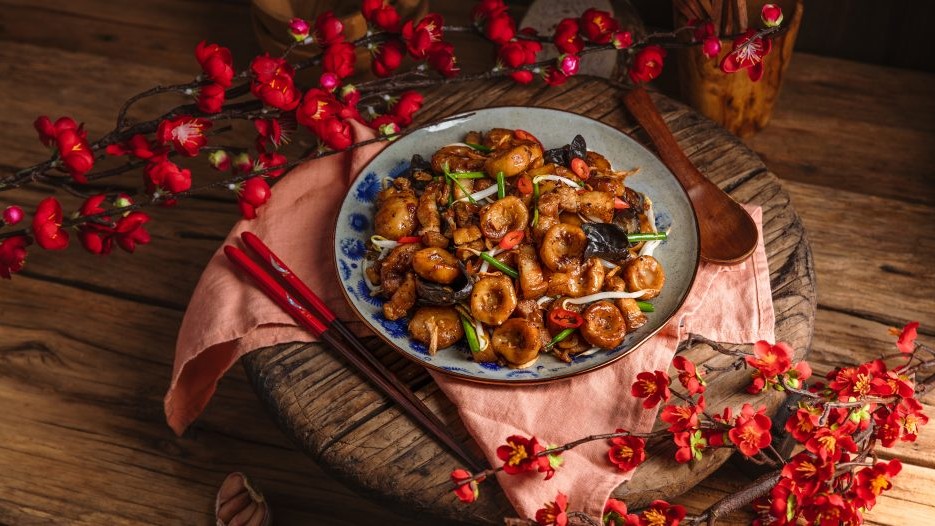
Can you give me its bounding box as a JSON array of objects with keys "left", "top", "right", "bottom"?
[{"left": 116, "top": 81, "right": 204, "bottom": 130}]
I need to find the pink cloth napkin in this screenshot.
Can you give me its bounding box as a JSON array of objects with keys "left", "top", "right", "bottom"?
[{"left": 166, "top": 121, "right": 774, "bottom": 520}]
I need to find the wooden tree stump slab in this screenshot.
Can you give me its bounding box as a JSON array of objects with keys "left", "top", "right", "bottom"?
[{"left": 241, "top": 77, "right": 816, "bottom": 524}]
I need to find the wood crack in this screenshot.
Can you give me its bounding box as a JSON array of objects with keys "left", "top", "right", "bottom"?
[
  {"left": 818, "top": 303, "right": 935, "bottom": 338},
  {"left": 318, "top": 402, "right": 392, "bottom": 454},
  {"left": 17, "top": 269, "right": 187, "bottom": 312}
]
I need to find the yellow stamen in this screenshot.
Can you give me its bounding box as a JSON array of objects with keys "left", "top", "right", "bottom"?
[
  {"left": 870, "top": 474, "right": 890, "bottom": 495},
  {"left": 506, "top": 440, "right": 527, "bottom": 466},
  {"left": 616, "top": 445, "right": 633, "bottom": 461},
  {"left": 643, "top": 508, "right": 667, "bottom": 526}
]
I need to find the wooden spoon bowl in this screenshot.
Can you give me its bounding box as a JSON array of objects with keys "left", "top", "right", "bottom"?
[{"left": 624, "top": 87, "right": 758, "bottom": 265}]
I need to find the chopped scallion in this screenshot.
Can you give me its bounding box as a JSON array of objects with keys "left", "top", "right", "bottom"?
[
  {"left": 547, "top": 328, "right": 576, "bottom": 348},
  {"left": 466, "top": 142, "right": 492, "bottom": 152},
  {"left": 449, "top": 171, "right": 486, "bottom": 179},
  {"left": 443, "top": 162, "right": 476, "bottom": 204},
  {"left": 628, "top": 232, "right": 668, "bottom": 243},
  {"left": 461, "top": 315, "right": 481, "bottom": 353},
  {"left": 479, "top": 253, "right": 519, "bottom": 278},
  {"left": 531, "top": 180, "right": 540, "bottom": 227}
]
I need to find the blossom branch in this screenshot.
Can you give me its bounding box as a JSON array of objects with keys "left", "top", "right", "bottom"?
[
  {"left": 449, "top": 428, "right": 668, "bottom": 490},
  {"left": 0, "top": 113, "right": 470, "bottom": 241}
]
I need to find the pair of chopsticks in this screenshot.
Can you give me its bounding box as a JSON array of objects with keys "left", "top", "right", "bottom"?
[{"left": 224, "top": 232, "right": 486, "bottom": 472}]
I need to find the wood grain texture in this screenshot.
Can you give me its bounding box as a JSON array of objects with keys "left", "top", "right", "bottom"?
[
  {"left": 241, "top": 77, "right": 817, "bottom": 523},
  {"left": 0, "top": 0, "right": 933, "bottom": 524}
]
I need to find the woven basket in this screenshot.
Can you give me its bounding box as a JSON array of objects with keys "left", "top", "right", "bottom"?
[{"left": 251, "top": 0, "right": 430, "bottom": 76}]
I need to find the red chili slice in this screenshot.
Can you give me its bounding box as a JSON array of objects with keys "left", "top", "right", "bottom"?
[
  {"left": 548, "top": 307, "right": 584, "bottom": 329},
  {"left": 498, "top": 230, "right": 524, "bottom": 250},
  {"left": 514, "top": 129, "right": 542, "bottom": 148},
  {"left": 613, "top": 197, "right": 631, "bottom": 210},
  {"left": 571, "top": 157, "right": 590, "bottom": 180},
  {"left": 516, "top": 175, "right": 533, "bottom": 195},
  {"left": 397, "top": 236, "right": 421, "bottom": 244}
]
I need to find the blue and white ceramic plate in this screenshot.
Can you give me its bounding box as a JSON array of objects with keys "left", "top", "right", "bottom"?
[{"left": 333, "top": 107, "right": 699, "bottom": 384}]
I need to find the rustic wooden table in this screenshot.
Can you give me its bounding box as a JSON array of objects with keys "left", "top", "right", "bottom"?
[
  {"left": 241, "top": 78, "right": 816, "bottom": 524},
  {"left": 0, "top": 1, "right": 933, "bottom": 525}
]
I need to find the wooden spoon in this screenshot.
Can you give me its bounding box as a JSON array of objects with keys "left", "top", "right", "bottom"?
[{"left": 623, "top": 87, "right": 758, "bottom": 265}]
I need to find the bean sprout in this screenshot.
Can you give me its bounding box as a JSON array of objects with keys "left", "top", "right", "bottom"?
[
  {"left": 474, "top": 318, "right": 489, "bottom": 352},
  {"left": 638, "top": 196, "right": 670, "bottom": 258},
  {"left": 370, "top": 235, "right": 399, "bottom": 250},
  {"left": 362, "top": 258, "right": 383, "bottom": 296},
  {"left": 561, "top": 290, "right": 649, "bottom": 309},
  {"left": 644, "top": 195, "right": 657, "bottom": 233},
  {"left": 532, "top": 174, "right": 583, "bottom": 189},
  {"left": 639, "top": 233, "right": 668, "bottom": 258},
  {"left": 536, "top": 295, "right": 556, "bottom": 307},
  {"left": 455, "top": 184, "right": 499, "bottom": 203}
]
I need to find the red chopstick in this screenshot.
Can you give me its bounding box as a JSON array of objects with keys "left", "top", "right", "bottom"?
[{"left": 225, "top": 238, "right": 486, "bottom": 472}]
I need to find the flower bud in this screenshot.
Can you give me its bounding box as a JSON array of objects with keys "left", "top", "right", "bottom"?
[
  {"left": 114, "top": 194, "right": 133, "bottom": 209},
  {"left": 319, "top": 72, "right": 339, "bottom": 91},
  {"left": 340, "top": 83, "right": 358, "bottom": 99},
  {"left": 378, "top": 122, "right": 400, "bottom": 139},
  {"left": 289, "top": 17, "right": 311, "bottom": 42},
  {"left": 237, "top": 177, "right": 272, "bottom": 219},
  {"left": 761, "top": 4, "right": 783, "bottom": 27},
  {"left": 611, "top": 30, "right": 632, "bottom": 50},
  {"left": 208, "top": 150, "right": 231, "bottom": 171},
  {"left": 702, "top": 36, "right": 721, "bottom": 59},
  {"left": 233, "top": 152, "right": 253, "bottom": 173},
  {"left": 2, "top": 205, "right": 24, "bottom": 226},
  {"left": 556, "top": 54, "right": 579, "bottom": 77}
]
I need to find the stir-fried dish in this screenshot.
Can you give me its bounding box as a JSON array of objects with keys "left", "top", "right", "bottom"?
[{"left": 364, "top": 128, "right": 669, "bottom": 368}]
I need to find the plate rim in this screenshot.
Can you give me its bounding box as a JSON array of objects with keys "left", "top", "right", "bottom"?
[{"left": 332, "top": 106, "right": 701, "bottom": 385}]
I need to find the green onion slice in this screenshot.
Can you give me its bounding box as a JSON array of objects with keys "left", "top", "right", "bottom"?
[
  {"left": 443, "top": 162, "right": 476, "bottom": 204},
  {"left": 627, "top": 232, "right": 668, "bottom": 243},
  {"left": 531, "top": 180, "right": 540, "bottom": 227},
  {"left": 461, "top": 315, "right": 481, "bottom": 353},
  {"left": 547, "top": 328, "right": 576, "bottom": 348},
  {"left": 479, "top": 252, "right": 519, "bottom": 279},
  {"left": 449, "top": 171, "right": 486, "bottom": 179},
  {"left": 466, "top": 142, "right": 492, "bottom": 152}
]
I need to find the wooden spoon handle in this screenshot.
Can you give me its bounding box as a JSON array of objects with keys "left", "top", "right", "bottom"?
[{"left": 623, "top": 87, "right": 709, "bottom": 191}]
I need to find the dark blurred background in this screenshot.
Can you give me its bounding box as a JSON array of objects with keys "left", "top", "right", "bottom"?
[{"left": 630, "top": 0, "right": 935, "bottom": 72}]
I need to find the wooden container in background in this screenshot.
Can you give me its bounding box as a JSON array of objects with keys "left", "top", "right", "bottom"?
[
  {"left": 250, "top": 0, "right": 429, "bottom": 76},
  {"left": 676, "top": 0, "right": 803, "bottom": 137}
]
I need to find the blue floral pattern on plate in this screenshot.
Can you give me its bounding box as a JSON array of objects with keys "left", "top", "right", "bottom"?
[
  {"left": 333, "top": 108, "right": 699, "bottom": 383},
  {"left": 355, "top": 172, "right": 382, "bottom": 203},
  {"left": 340, "top": 239, "right": 367, "bottom": 261},
  {"left": 348, "top": 213, "right": 370, "bottom": 232}
]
